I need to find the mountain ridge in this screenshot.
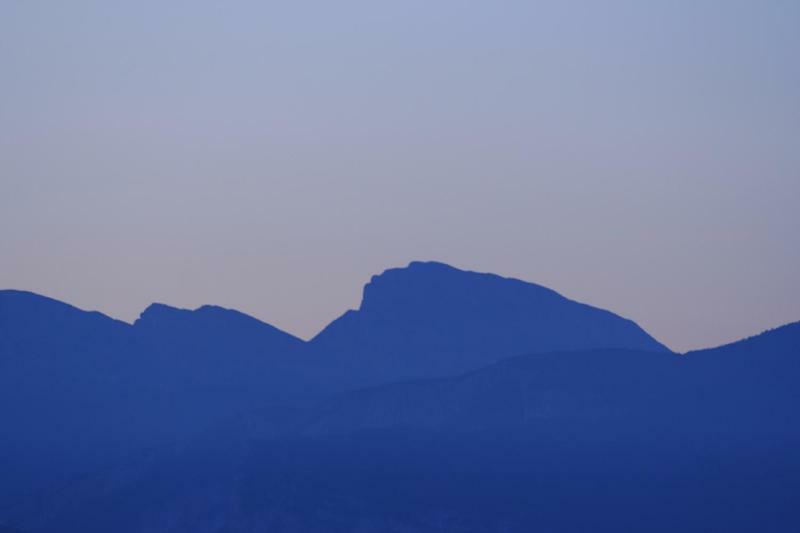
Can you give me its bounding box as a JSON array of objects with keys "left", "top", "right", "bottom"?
[{"left": 2, "top": 266, "right": 800, "bottom": 532}]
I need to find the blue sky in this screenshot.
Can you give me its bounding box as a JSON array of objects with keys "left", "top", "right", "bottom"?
[{"left": 2, "top": 1, "right": 798, "bottom": 351}]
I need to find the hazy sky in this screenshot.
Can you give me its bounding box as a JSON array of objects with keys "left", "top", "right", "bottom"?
[{"left": 2, "top": 1, "right": 798, "bottom": 352}]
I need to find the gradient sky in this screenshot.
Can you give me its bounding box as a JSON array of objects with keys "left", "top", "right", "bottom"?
[{"left": 1, "top": 1, "right": 798, "bottom": 352}]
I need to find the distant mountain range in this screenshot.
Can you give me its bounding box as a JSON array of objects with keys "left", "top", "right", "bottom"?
[{"left": 1, "top": 261, "right": 798, "bottom": 532}]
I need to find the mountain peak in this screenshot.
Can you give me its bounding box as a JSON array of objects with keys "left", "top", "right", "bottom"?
[
  {"left": 136, "top": 302, "right": 184, "bottom": 323},
  {"left": 135, "top": 302, "right": 256, "bottom": 326},
  {"left": 405, "top": 260, "right": 462, "bottom": 272},
  {"left": 0, "top": 289, "right": 127, "bottom": 329},
  {"left": 360, "top": 261, "right": 559, "bottom": 314},
  {"left": 310, "top": 261, "right": 670, "bottom": 389},
  {"left": 133, "top": 301, "right": 303, "bottom": 347}
]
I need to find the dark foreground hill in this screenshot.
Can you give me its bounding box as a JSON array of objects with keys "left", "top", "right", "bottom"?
[
  {"left": 4, "top": 324, "right": 800, "bottom": 533},
  {"left": 9, "top": 426, "right": 800, "bottom": 533}
]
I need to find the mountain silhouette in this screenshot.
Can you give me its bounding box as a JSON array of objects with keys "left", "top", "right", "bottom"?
[
  {"left": 134, "top": 302, "right": 303, "bottom": 354},
  {"left": 0, "top": 291, "right": 304, "bottom": 502},
  {"left": 2, "top": 265, "right": 798, "bottom": 532},
  {"left": 307, "top": 261, "right": 668, "bottom": 389},
  {"left": 0, "top": 289, "right": 132, "bottom": 356}
]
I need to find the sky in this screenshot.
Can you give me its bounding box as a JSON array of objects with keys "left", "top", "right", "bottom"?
[{"left": 1, "top": 0, "right": 798, "bottom": 352}]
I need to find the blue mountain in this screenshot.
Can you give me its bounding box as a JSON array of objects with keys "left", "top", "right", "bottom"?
[
  {"left": 0, "top": 264, "right": 670, "bottom": 499},
  {"left": 0, "top": 291, "right": 303, "bottom": 504},
  {"left": 307, "top": 261, "right": 669, "bottom": 389},
  {"left": 134, "top": 302, "right": 303, "bottom": 355},
  {"left": 3, "top": 265, "right": 797, "bottom": 532}
]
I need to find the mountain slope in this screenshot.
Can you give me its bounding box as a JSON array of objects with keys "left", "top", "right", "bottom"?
[
  {"left": 681, "top": 321, "right": 800, "bottom": 426},
  {"left": 131, "top": 302, "right": 307, "bottom": 401},
  {"left": 0, "top": 291, "right": 304, "bottom": 503},
  {"left": 301, "top": 348, "right": 679, "bottom": 434}
]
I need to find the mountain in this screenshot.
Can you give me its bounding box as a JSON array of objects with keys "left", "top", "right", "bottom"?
[
  {"left": 131, "top": 302, "right": 307, "bottom": 402},
  {"left": 134, "top": 302, "right": 303, "bottom": 356},
  {"left": 685, "top": 320, "right": 800, "bottom": 359},
  {"left": 0, "top": 291, "right": 304, "bottom": 504},
  {"left": 681, "top": 321, "right": 800, "bottom": 428},
  {"left": 0, "top": 289, "right": 133, "bottom": 360},
  {"left": 4, "top": 266, "right": 797, "bottom": 532},
  {"left": 0, "top": 291, "right": 137, "bottom": 501},
  {"left": 1, "top": 261, "right": 669, "bottom": 404},
  {"left": 0, "top": 261, "right": 677, "bottom": 486},
  {"left": 307, "top": 261, "right": 669, "bottom": 389}
]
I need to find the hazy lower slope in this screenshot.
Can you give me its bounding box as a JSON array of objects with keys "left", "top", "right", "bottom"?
[
  {"left": 5, "top": 267, "right": 796, "bottom": 533},
  {"left": 303, "top": 322, "right": 800, "bottom": 436},
  {"left": 302, "top": 348, "right": 682, "bottom": 434},
  {"left": 9, "top": 426, "right": 800, "bottom": 533},
  {"left": 6, "top": 323, "right": 800, "bottom": 533}
]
